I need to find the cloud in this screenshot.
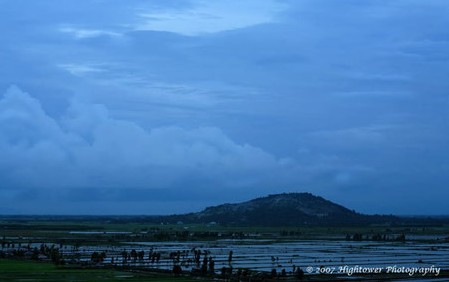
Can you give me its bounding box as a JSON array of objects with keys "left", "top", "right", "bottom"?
[
  {"left": 59, "top": 27, "right": 122, "bottom": 39},
  {"left": 332, "top": 91, "right": 412, "bottom": 98},
  {"left": 0, "top": 86, "right": 293, "bottom": 193},
  {"left": 1, "top": 1, "right": 449, "bottom": 214},
  {"left": 58, "top": 64, "right": 106, "bottom": 76},
  {"left": 307, "top": 126, "right": 389, "bottom": 148},
  {"left": 135, "top": 0, "right": 287, "bottom": 36}
]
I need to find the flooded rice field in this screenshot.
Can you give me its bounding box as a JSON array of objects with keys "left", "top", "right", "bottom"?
[
  {"left": 119, "top": 240, "right": 449, "bottom": 270},
  {"left": 2, "top": 219, "right": 449, "bottom": 280},
  {"left": 6, "top": 238, "right": 442, "bottom": 280}
]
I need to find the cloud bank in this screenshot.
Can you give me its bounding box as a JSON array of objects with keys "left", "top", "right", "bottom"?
[{"left": 0, "top": 86, "right": 296, "bottom": 196}]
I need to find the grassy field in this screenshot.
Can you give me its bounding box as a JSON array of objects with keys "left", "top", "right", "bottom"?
[
  {"left": 0, "top": 259, "right": 201, "bottom": 282},
  {"left": 2, "top": 216, "right": 448, "bottom": 239}
]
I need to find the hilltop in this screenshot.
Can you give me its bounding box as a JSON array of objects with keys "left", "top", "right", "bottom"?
[{"left": 167, "top": 192, "right": 396, "bottom": 226}]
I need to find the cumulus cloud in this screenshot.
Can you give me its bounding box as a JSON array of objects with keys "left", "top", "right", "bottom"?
[{"left": 0, "top": 86, "right": 293, "bottom": 193}]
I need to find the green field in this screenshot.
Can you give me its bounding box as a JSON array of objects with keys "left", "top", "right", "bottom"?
[
  {"left": 2, "top": 215, "right": 448, "bottom": 242},
  {"left": 0, "top": 259, "right": 200, "bottom": 282}
]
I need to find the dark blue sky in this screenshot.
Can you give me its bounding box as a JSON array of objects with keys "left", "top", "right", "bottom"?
[{"left": 0, "top": 0, "right": 448, "bottom": 215}]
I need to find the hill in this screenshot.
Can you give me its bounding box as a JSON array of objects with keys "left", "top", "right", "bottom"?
[{"left": 167, "top": 192, "right": 396, "bottom": 226}]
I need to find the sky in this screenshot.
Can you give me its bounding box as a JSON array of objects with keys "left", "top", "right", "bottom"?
[{"left": 0, "top": 0, "right": 448, "bottom": 215}]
